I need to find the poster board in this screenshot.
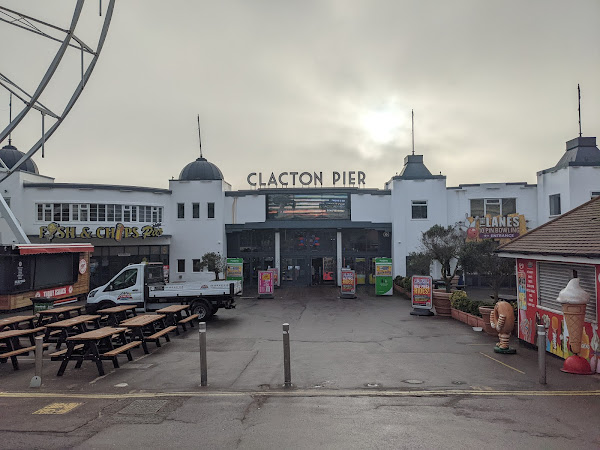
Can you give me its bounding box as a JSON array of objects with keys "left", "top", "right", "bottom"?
[
  {"left": 340, "top": 269, "right": 356, "bottom": 298},
  {"left": 258, "top": 270, "right": 274, "bottom": 298},
  {"left": 374, "top": 257, "right": 393, "bottom": 296},
  {"left": 411, "top": 276, "right": 433, "bottom": 310}
]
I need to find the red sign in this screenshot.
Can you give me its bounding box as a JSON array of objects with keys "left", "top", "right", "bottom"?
[
  {"left": 34, "top": 285, "right": 74, "bottom": 299},
  {"left": 411, "top": 276, "right": 433, "bottom": 309},
  {"left": 258, "top": 271, "right": 274, "bottom": 296}
]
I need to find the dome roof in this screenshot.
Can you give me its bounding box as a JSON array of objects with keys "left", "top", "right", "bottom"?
[
  {"left": 0, "top": 143, "right": 39, "bottom": 174},
  {"left": 179, "top": 157, "right": 223, "bottom": 181}
]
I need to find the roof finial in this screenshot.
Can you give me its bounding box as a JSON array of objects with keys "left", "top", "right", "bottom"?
[
  {"left": 411, "top": 109, "right": 415, "bottom": 156},
  {"left": 578, "top": 84, "right": 582, "bottom": 137},
  {"left": 197, "top": 114, "right": 202, "bottom": 158}
]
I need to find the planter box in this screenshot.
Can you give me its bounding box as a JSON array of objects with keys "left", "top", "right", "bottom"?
[
  {"left": 451, "top": 308, "right": 485, "bottom": 328},
  {"left": 393, "top": 284, "right": 411, "bottom": 299}
]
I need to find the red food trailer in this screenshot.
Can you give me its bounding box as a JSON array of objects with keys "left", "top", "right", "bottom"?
[{"left": 0, "top": 243, "right": 93, "bottom": 311}]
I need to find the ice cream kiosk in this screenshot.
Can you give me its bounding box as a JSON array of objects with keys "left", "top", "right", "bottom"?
[{"left": 498, "top": 197, "right": 600, "bottom": 374}]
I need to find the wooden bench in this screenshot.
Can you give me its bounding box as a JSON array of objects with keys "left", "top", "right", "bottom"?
[
  {"left": 178, "top": 314, "right": 199, "bottom": 331},
  {"left": 103, "top": 341, "right": 141, "bottom": 368},
  {"left": 49, "top": 344, "right": 85, "bottom": 360},
  {"left": 0, "top": 343, "right": 49, "bottom": 359},
  {"left": 146, "top": 326, "right": 177, "bottom": 347}
]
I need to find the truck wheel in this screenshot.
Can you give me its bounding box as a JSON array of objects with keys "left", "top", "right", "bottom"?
[{"left": 192, "top": 300, "right": 212, "bottom": 321}]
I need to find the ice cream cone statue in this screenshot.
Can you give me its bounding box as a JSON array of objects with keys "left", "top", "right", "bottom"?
[
  {"left": 557, "top": 278, "right": 593, "bottom": 375},
  {"left": 490, "top": 301, "right": 516, "bottom": 354}
]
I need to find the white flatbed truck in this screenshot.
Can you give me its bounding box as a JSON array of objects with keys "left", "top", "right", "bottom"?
[{"left": 86, "top": 262, "right": 241, "bottom": 321}]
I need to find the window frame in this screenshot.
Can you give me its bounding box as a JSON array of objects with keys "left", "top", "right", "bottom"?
[
  {"left": 177, "top": 203, "right": 185, "bottom": 219},
  {"left": 207, "top": 202, "right": 215, "bottom": 219},
  {"left": 177, "top": 259, "right": 185, "bottom": 273},
  {"left": 192, "top": 203, "right": 200, "bottom": 219},
  {"left": 411, "top": 200, "right": 428, "bottom": 220},
  {"left": 549, "top": 194, "right": 561, "bottom": 216}
]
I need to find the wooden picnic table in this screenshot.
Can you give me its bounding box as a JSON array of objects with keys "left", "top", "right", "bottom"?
[
  {"left": 155, "top": 305, "right": 198, "bottom": 335},
  {"left": 97, "top": 304, "right": 138, "bottom": 326},
  {"left": 0, "top": 327, "right": 48, "bottom": 370},
  {"left": 119, "top": 314, "right": 175, "bottom": 354},
  {"left": 37, "top": 304, "right": 85, "bottom": 326},
  {"left": 55, "top": 326, "right": 140, "bottom": 377},
  {"left": 0, "top": 315, "right": 36, "bottom": 331},
  {"left": 44, "top": 315, "right": 101, "bottom": 349}
]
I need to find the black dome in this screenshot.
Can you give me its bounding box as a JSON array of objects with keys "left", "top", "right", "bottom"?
[
  {"left": 0, "top": 144, "right": 39, "bottom": 174},
  {"left": 179, "top": 157, "right": 223, "bottom": 181}
]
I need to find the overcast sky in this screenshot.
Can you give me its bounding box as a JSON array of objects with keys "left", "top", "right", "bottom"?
[{"left": 1, "top": 1, "right": 600, "bottom": 190}]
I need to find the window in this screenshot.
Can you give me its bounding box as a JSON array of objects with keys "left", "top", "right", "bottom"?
[
  {"left": 207, "top": 202, "right": 215, "bottom": 219},
  {"left": 193, "top": 259, "right": 201, "bottom": 272},
  {"left": 177, "top": 203, "right": 185, "bottom": 219},
  {"left": 177, "top": 259, "right": 185, "bottom": 272},
  {"left": 470, "top": 198, "right": 516, "bottom": 217},
  {"left": 152, "top": 206, "right": 162, "bottom": 223},
  {"left": 591, "top": 191, "right": 600, "bottom": 199},
  {"left": 109, "top": 268, "right": 138, "bottom": 291},
  {"left": 411, "top": 200, "right": 427, "bottom": 219},
  {"left": 549, "top": 194, "right": 561, "bottom": 216},
  {"left": 193, "top": 203, "right": 200, "bottom": 219}
]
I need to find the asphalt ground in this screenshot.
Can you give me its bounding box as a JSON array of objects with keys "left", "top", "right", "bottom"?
[{"left": 1, "top": 286, "right": 599, "bottom": 449}]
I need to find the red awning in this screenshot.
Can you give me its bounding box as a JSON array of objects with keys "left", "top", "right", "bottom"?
[{"left": 16, "top": 243, "right": 94, "bottom": 255}]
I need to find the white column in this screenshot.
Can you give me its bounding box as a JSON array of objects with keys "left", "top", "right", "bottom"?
[
  {"left": 275, "top": 231, "right": 281, "bottom": 287},
  {"left": 337, "top": 230, "right": 342, "bottom": 287}
]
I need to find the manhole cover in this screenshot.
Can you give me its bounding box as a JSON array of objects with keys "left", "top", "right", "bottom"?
[
  {"left": 402, "top": 379, "right": 424, "bottom": 384},
  {"left": 122, "top": 363, "right": 154, "bottom": 370},
  {"left": 118, "top": 400, "right": 168, "bottom": 415}
]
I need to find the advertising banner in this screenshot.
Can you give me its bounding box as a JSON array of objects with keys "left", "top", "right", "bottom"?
[
  {"left": 411, "top": 276, "right": 433, "bottom": 310},
  {"left": 226, "top": 258, "right": 244, "bottom": 282},
  {"left": 465, "top": 214, "right": 527, "bottom": 243},
  {"left": 340, "top": 269, "right": 356, "bottom": 298},
  {"left": 258, "top": 270, "right": 274, "bottom": 298},
  {"left": 374, "top": 257, "right": 393, "bottom": 296},
  {"left": 268, "top": 268, "right": 279, "bottom": 287}
]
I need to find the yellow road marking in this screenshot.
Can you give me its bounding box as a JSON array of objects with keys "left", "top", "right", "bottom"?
[
  {"left": 2, "top": 389, "right": 600, "bottom": 400},
  {"left": 32, "top": 402, "right": 82, "bottom": 415},
  {"left": 479, "top": 352, "right": 526, "bottom": 374}
]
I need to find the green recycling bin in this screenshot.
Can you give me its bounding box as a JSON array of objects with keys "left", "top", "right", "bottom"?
[{"left": 31, "top": 297, "right": 55, "bottom": 314}]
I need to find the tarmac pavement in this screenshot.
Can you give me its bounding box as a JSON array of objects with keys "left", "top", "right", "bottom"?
[{"left": 1, "top": 285, "right": 599, "bottom": 449}]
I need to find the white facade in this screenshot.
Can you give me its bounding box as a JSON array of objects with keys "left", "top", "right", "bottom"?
[{"left": 1, "top": 135, "right": 600, "bottom": 287}]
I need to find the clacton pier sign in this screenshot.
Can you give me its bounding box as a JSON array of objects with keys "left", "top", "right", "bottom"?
[{"left": 247, "top": 171, "right": 366, "bottom": 187}]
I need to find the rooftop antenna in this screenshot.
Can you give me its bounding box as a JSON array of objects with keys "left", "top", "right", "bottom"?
[
  {"left": 197, "top": 114, "right": 203, "bottom": 158},
  {"left": 8, "top": 93, "right": 12, "bottom": 145},
  {"left": 411, "top": 109, "right": 415, "bottom": 155},
  {"left": 578, "top": 84, "right": 582, "bottom": 137}
]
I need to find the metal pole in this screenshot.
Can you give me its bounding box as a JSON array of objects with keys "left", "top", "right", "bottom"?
[
  {"left": 283, "top": 323, "right": 291, "bottom": 387},
  {"left": 537, "top": 324, "right": 546, "bottom": 385},
  {"left": 29, "top": 336, "right": 43, "bottom": 388},
  {"left": 199, "top": 322, "right": 207, "bottom": 387}
]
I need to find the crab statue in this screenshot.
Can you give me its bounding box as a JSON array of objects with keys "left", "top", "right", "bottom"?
[{"left": 489, "top": 301, "right": 517, "bottom": 354}]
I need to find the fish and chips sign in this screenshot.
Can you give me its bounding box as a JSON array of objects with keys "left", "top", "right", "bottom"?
[
  {"left": 466, "top": 214, "right": 526, "bottom": 242},
  {"left": 39, "top": 222, "right": 163, "bottom": 242}
]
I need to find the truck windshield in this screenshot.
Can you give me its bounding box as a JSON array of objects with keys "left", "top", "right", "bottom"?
[{"left": 146, "top": 265, "right": 165, "bottom": 285}]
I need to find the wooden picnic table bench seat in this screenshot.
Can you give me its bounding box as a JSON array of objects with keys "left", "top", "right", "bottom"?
[
  {"left": 177, "top": 314, "right": 199, "bottom": 332},
  {"left": 102, "top": 341, "right": 142, "bottom": 367},
  {"left": 146, "top": 325, "right": 177, "bottom": 347},
  {"left": 49, "top": 344, "right": 85, "bottom": 359},
  {"left": 0, "top": 343, "right": 49, "bottom": 359}
]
